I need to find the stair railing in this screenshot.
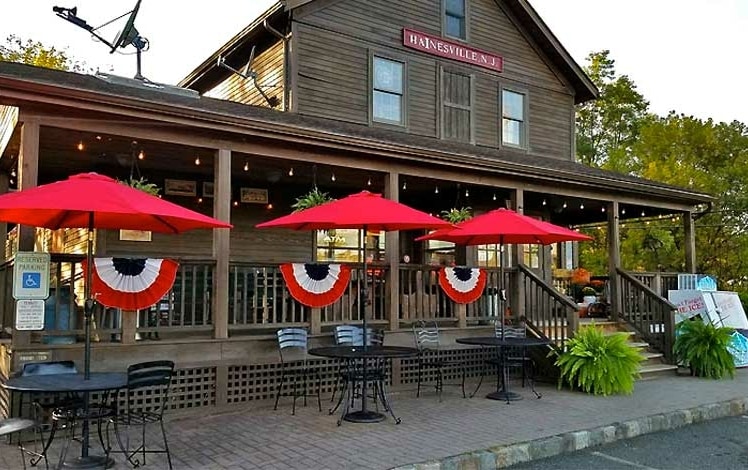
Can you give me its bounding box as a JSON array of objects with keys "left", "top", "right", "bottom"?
[
  {"left": 519, "top": 264, "right": 578, "bottom": 349},
  {"left": 617, "top": 268, "right": 677, "bottom": 363}
]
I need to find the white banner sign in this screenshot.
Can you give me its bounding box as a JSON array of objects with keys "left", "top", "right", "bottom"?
[{"left": 15, "top": 299, "right": 45, "bottom": 331}]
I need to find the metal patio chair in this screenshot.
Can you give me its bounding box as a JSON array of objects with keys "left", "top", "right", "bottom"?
[
  {"left": 108, "top": 360, "right": 175, "bottom": 469},
  {"left": 412, "top": 320, "right": 466, "bottom": 401},
  {"left": 274, "top": 328, "right": 322, "bottom": 415},
  {"left": 329, "top": 325, "right": 386, "bottom": 415},
  {"left": 0, "top": 417, "right": 47, "bottom": 470}
]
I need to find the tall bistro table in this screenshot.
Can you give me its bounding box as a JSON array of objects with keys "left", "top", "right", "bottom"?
[
  {"left": 4, "top": 372, "right": 127, "bottom": 469},
  {"left": 308, "top": 345, "right": 418, "bottom": 424},
  {"left": 456, "top": 336, "right": 550, "bottom": 402}
]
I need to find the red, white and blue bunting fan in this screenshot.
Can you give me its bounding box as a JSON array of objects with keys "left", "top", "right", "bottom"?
[
  {"left": 83, "top": 258, "right": 179, "bottom": 310},
  {"left": 439, "top": 266, "right": 487, "bottom": 304},
  {"left": 280, "top": 263, "right": 351, "bottom": 308}
]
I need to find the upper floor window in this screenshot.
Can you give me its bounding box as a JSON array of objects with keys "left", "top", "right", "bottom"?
[
  {"left": 372, "top": 57, "right": 405, "bottom": 125},
  {"left": 502, "top": 89, "right": 526, "bottom": 147},
  {"left": 445, "top": 0, "right": 467, "bottom": 40},
  {"left": 442, "top": 70, "right": 473, "bottom": 142}
]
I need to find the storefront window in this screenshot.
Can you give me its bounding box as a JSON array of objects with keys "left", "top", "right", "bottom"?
[{"left": 316, "top": 229, "right": 385, "bottom": 263}]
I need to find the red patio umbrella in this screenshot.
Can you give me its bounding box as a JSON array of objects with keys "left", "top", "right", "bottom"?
[
  {"left": 0, "top": 172, "right": 231, "bottom": 463},
  {"left": 417, "top": 208, "right": 592, "bottom": 334},
  {"left": 257, "top": 190, "right": 452, "bottom": 422}
]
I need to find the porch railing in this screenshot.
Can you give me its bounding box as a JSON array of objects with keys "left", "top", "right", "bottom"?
[
  {"left": 321, "top": 264, "right": 388, "bottom": 327},
  {"left": 520, "top": 264, "right": 577, "bottom": 349},
  {"left": 617, "top": 268, "right": 677, "bottom": 363},
  {"left": 466, "top": 267, "right": 513, "bottom": 324},
  {"left": 630, "top": 272, "right": 679, "bottom": 298},
  {"left": 399, "top": 265, "right": 455, "bottom": 324}
]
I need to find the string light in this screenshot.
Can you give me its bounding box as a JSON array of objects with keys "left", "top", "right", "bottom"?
[
  {"left": 641, "top": 211, "right": 646, "bottom": 217},
  {"left": 465, "top": 188, "right": 469, "bottom": 197},
  {"left": 562, "top": 202, "right": 567, "bottom": 209},
  {"left": 288, "top": 167, "right": 294, "bottom": 177},
  {"left": 493, "top": 193, "right": 497, "bottom": 201},
  {"left": 331, "top": 172, "right": 336, "bottom": 182},
  {"left": 267, "top": 203, "right": 273, "bottom": 210},
  {"left": 95, "top": 135, "right": 102, "bottom": 141},
  {"left": 9, "top": 179, "right": 14, "bottom": 186},
  {"left": 434, "top": 186, "right": 439, "bottom": 194},
  {"left": 77, "top": 141, "right": 84, "bottom": 151},
  {"left": 580, "top": 203, "right": 585, "bottom": 210},
  {"left": 402, "top": 180, "right": 407, "bottom": 190},
  {"left": 367, "top": 178, "right": 372, "bottom": 186},
  {"left": 621, "top": 208, "right": 626, "bottom": 215},
  {"left": 194, "top": 156, "right": 201, "bottom": 165},
  {"left": 233, "top": 201, "right": 239, "bottom": 207},
  {"left": 542, "top": 199, "right": 547, "bottom": 206},
  {"left": 198, "top": 197, "right": 203, "bottom": 203},
  {"left": 243, "top": 161, "right": 249, "bottom": 172},
  {"left": 602, "top": 206, "right": 606, "bottom": 213},
  {"left": 138, "top": 150, "right": 145, "bottom": 160},
  {"left": 10, "top": 169, "right": 16, "bottom": 178}
]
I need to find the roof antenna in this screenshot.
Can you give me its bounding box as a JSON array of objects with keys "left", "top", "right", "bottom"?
[
  {"left": 53, "top": 1, "right": 149, "bottom": 80},
  {"left": 217, "top": 46, "right": 281, "bottom": 108}
]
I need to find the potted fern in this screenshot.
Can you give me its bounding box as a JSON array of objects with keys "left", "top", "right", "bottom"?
[
  {"left": 292, "top": 187, "right": 333, "bottom": 212},
  {"left": 674, "top": 320, "right": 735, "bottom": 379},
  {"left": 441, "top": 207, "right": 472, "bottom": 224},
  {"left": 120, "top": 177, "right": 160, "bottom": 196},
  {"left": 554, "top": 325, "right": 644, "bottom": 396}
]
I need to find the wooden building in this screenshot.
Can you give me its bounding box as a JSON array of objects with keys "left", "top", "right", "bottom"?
[{"left": 0, "top": 0, "right": 710, "bottom": 415}]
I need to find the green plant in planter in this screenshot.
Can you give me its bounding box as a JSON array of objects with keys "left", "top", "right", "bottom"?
[
  {"left": 441, "top": 207, "right": 472, "bottom": 224},
  {"left": 292, "top": 187, "right": 333, "bottom": 212},
  {"left": 582, "top": 286, "right": 597, "bottom": 296},
  {"left": 674, "top": 320, "right": 735, "bottom": 379},
  {"left": 554, "top": 325, "right": 643, "bottom": 396},
  {"left": 120, "top": 177, "right": 159, "bottom": 196}
]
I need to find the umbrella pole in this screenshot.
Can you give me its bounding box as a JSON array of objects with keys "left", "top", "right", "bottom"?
[
  {"left": 361, "top": 226, "right": 368, "bottom": 411},
  {"left": 82, "top": 213, "right": 94, "bottom": 459},
  {"left": 499, "top": 237, "right": 505, "bottom": 340}
]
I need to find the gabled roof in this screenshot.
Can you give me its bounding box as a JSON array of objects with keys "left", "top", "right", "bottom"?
[
  {"left": 179, "top": 0, "right": 598, "bottom": 103},
  {"left": 0, "top": 62, "right": 708, "bottom": 208}
]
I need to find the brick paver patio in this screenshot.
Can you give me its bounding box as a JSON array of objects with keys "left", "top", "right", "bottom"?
[{"left": 3, "top": 371, "right": 748, "bottom": 469}]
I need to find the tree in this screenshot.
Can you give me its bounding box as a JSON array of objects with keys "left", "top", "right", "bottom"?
[
  {"left": 576, "top": 50, "right": 649, "bottom": 168},
  {"left": 0, "top": 34, "right": 84, "bottom": 71}
]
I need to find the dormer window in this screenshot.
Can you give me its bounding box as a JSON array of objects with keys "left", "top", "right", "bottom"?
[{"left": 445, "top": 0, "right": 467, "bottom": 40}]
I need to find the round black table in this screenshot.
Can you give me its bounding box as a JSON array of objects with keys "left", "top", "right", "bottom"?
[
  {"left": 4, "top": 372, "right": 127, "bottom": 469},
  {"left": 309, "top": 346, "right": 418, "bottom": 423},
  {"left": 456, "top": 337, "right": 550, "bottom": 402}
]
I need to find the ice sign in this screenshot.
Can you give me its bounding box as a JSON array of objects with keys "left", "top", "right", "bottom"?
[{"left": 13, "top": 251, "right": 50, "bottom": 300}]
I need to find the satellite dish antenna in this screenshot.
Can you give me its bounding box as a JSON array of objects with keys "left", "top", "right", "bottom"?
[{"left": 53, "top": 0, "right": 149, "bottom": 80}]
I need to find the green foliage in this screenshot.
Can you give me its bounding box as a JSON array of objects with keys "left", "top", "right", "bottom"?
[
  {"left": 292, "top": 187, "right": 333, "bottom": 212},
  {"left": 120, "top": 177, "right": 160, "bottom": 196},
  {"left": 0, "top": 34, "right": 85, "bottom": 71},
  {"left": 441, "top": 207, "right": 472, "bottom": 224},
  {"left": 582, "top": 286, "right": 597, "bottom": 296},
  {"left": 674, "top": 320, "right": 735, "bottom": 379},
  {"left": 555, "top": 326, "right": 643, "bottom": 396}
]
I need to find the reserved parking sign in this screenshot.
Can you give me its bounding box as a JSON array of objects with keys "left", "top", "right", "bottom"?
[{"left": 13, "top": 251, "right": 50, "bottom": 300}]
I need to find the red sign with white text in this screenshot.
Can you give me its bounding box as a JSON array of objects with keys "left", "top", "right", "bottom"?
[{"left": 403, "top": 28, "right": 503, "bottom": 72}]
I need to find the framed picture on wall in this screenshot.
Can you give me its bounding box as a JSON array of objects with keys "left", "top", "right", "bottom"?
[
  {"left": 203, "top": 182, "right": 214, "bottom": 198},
  {"left": 240, "top": 188, "right": 269, "bottom": 204},
  {"left": 164, "top": 179, "right": 197, "bottom": 197}
]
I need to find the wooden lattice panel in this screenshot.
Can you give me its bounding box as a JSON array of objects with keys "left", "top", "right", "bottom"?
[{"left": 399, "top": 348, "right": 486, "bottom": 385}]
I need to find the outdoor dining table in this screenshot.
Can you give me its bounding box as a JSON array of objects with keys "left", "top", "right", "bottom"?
[
  {"left": 3, "top": 372, "right": 127, "bottom": 469},
  {"left": 308, "top": 345, "right": 418, "bottom": 424},
  {"left": 456, "top": 336, "right": 551, "bottom": 402}
]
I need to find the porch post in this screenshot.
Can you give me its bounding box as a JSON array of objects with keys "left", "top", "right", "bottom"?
[
  {"left": 212, "top": 148, "right": 231, "bottom": 339},
  {"left": 510, "top": 189, "right": 525, "bottom": 320},
  {"left": 12, "top": 119, "right": 40, "bottom": 349},
  {"left": 384, "top": 171, "right": 400, "bottom": 332},
  {"left": 0, "top": 173, "right": 7, "bottom": 251},
  {"left": 684, "top": 211, "right": 696, "bottom": 273},
  {"left": 607, "top": 201, "right": 621, "bottom": 319}
]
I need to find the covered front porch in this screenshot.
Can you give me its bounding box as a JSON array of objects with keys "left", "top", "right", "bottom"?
[{"left": 0, "top": 63, "right": 710, "bottom": 417}]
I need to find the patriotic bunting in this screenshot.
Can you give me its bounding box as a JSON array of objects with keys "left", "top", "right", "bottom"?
[
  {"left": 83, "top": 258, "right": 179, "bottom": 310},
  {"left": 438, "top": 266, "right": 487, "bottom": 304},
  {"left": 280, "top": 263, "right": 351, "bottom": 308}
]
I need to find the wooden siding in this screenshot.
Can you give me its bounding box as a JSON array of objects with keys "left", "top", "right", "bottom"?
[
  {"left": 103, "top": 202, "right": 311, "bottom": 264},
  {"left": 205, "top": 41, "right": 286, "bottom": 109},
  {"left": 0, "top": 105, "right": 18, "bottom": 157},
  {"left": 292, "top": 0, "right": 575, "bottom": 159}
]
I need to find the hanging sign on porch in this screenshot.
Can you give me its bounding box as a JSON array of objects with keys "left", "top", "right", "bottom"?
[
  {"left": 15, "top": 299, "right": 45, "bottom": 330},
  {"left": 280, "top": 263, "right": 351, "bottom": 308},
  {"left": 439, "top": 266, "right": 487, "bottom": 304}
]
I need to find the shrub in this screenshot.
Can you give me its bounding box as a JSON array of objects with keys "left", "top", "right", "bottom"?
[
  {"left": 673, "top": 320, "right": 735, "bottom": 379},
  {"left": 555, "top": 325, "right": 643, "bottom": 396}
]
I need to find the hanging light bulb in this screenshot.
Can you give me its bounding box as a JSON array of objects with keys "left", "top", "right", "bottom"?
[
  {"left": 331, "top": 172, "right": 336, "bottom": 182},
  {"left": 641, "top": 210, "right": 646, "bottom": 217},
  {"left": 602, "top": 206, "right": 606, "bottom": 213},
  {"left": 10, "top": 169, "right": 16, "bottom": 178},
  {"left": 367, "top": 178, "right": 372, "bottom": 186},
  {"left": 580, "top": 203, "right": 585, "bottom": 210},
  {"left": 621, "top": 208, "right": 626, "bottom": 215},
  {"left": 542, "top": 199, "right": 547, "bottom": 206},
  {"left": 267, "top": 203, "right": 273, "bottom": 210},
  {"left": 77, "top": 141, "right": 84, "bottom": 151},
  {"left": 138, "top": 150, "right": 145, "bottom": 160},
  {"left": 9, "top": 179, "right": 14, "bottom": 186},
  {"left": 233, "top": 201, "right": 239, "bottom": 207},
  {"left": 465, "top": 188, "right": 469, "bottom": 198},
  {"left": 402, "top": 180, "right": 407, "bottom": 190},
  {"left": 198, "top": 197, "right": 203, "bottom": 204},
  {"left": 243, "top": 161, "right": 249, "bottom": 172},
  {"left": 492, "top": 193, "right": 497, "bottom": 201},
  {"left": 288, "top": 167, "right": 294, "bottom": 177},
  {"left": 562, "top": 201, "right": 567, "bottom": 209},
  {"left": 95, "top": 135, "right": 102, "bottom": 141},
  {"left": 194, "top": 156, "right": 201, "bottom": 166},
  {"left": 434, "top": 186, "right": 439, "bottom": 194}
]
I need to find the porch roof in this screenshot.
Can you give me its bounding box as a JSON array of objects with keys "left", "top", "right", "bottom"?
[{"left": 0, "top": 62, "right": 711, "bottom": 208}]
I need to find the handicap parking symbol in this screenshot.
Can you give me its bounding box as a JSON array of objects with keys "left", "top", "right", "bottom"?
[{"left": 23, "top": 272, "right": 41, "bottom": 289}]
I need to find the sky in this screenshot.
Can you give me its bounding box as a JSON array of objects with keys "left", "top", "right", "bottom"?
[{"left": 1, "top": 0, "right": 746, "bottom": 124}]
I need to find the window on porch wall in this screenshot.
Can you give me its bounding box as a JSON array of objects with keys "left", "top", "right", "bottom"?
[
  {"left": 315, "top": 229, "right": 385, "bottom": 263},
  {"left": 477, "top": 244, "right": 540, "bottom": 269}
]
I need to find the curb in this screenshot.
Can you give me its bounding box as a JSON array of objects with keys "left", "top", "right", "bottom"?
[{"left": 391, "top": 397, "right": 748, "bottom": 470}]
